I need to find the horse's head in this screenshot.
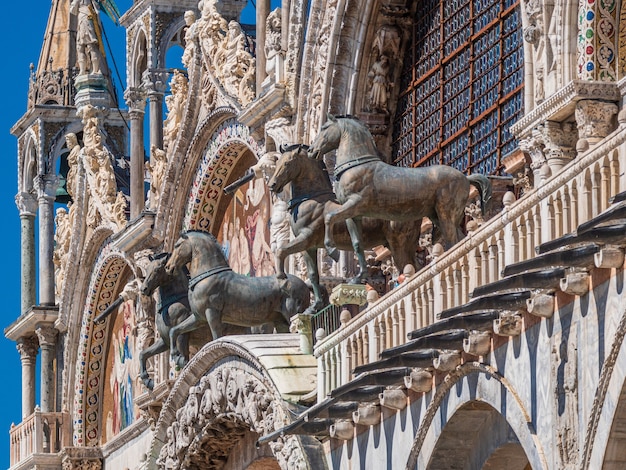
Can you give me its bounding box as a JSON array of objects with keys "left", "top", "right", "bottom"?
[
  {"left": 165, "top": 233, "right": 192, "bottom": 275},
  {"left": 268, "top": 144, "right": 309, "bottom": 193},
  {"left": 141, "top": 252, "right": 171, "bottom": 296},
  {"left": 308, "top": 114, "right": 342, "bottom": 160}
]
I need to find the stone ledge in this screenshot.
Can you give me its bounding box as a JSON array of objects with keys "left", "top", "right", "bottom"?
[
  {"left": 511, "top": 80, "right": 620, "bottom": 138},
  {"left": 5, "top": 305, "right": 59, "bottom": 341}
]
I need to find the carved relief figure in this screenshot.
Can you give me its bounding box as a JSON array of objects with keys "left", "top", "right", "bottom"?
[
  {"left": 163, "top": 71, "right": 188, "bottom": 151},
  {"left": 70, "top": 0, "right": 105, "bottom": 75},
  {"left": 265, "top": 8, "right": 282, "bottom": 84},
  {"left": 147, "top": 145, "right": 167, "bottom": 209},
  {"left": 182, "top": 10, "right": 198, "bottom": 68}
]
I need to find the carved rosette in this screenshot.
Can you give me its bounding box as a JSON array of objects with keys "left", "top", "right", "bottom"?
[{"left": 156, "top": 365, "right": 308, "bottom": 470}]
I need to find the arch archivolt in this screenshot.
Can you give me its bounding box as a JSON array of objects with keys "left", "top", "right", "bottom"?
[
  {"left": 151, "top": 340, "right": 323, "bottom": 470},
  {"left": 70, "top": 244, "right": 135, "bottom": 446},
  {"left": 406, "top": 362, "right": 548, "bottom": 470},
  {"left": 183, "top": 117, "right": 262, "bottom": 233}
]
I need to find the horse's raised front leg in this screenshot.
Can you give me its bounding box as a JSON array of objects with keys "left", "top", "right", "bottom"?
[
  {"left": 138, "top": 338, "right": 168, "bottom": 390},
  {"left": 345, "top": 217, "right": 368, "bottom": 284},
  {"left": 169, "top": 313, "right": 204, "bottom": 367},
  {"left": 275, "top": 230, "right": 315, "bottom": 280},
  {"left": 324, "top": 196, "right": 363, "bottom": 261}
]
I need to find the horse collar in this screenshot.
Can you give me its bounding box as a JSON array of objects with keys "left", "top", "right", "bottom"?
[
  {"left": 189, "top": 266, "right": 232, "bottom": 291},
  {"left": 334, "top": 154, "right": 381, "bottom": 180},
  {"left": 288, "top": 190, "right": 336, "bottom": 211}
]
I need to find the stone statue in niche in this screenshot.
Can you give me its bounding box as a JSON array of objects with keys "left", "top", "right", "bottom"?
[
  {"left": 64, "top": 133, "right": 81, "bottom": 199},
  {"left": 163, "top": 71, "right": 188, "bottom": 151},
  {"left": 53, "top": 207, "right": 71, "bottom": 299},
  {"left": 367, "top": 54, "right": 392, "bottom": 114},
  {"left": 147, "top": 145, "right": 168, "bottom": 210},
  {"left": 70, "top": 0, "right": 106, "bottom": 75},
  {"left": 264, "top": 8, "right": 282, "bottom": 85}
]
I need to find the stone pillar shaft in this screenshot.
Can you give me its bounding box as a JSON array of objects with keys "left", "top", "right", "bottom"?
[
  {"left": 16, "top": 193, "right": 37, "bottom": 314},
  {"left": 17, "top": 336, "right": 38, "bottom": 418},
  {"left": 256, "top": 0, "right": 270, "bottom": 91},
  {"left": 36, "top": 326, "right": 58, "bottom": 413},
  {"left": 35, "top": 176, "right": 58, "bottom": 306},
  {"left": 149, "top": 94, "right": 164, "bottom": 151},
  {"left": 125, "top": 88, "right": 147, "bottom": 219}
]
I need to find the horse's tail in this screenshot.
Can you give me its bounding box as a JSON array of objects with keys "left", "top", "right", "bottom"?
[{"left": 467, "top": 174, "right": 492, "bottom": 215}]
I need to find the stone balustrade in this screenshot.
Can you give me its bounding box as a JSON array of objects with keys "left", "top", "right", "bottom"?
[
  {"left": 10, "top": 410, "right": 70, "bottom": 468},
  {"left": 314, "top": 128, "right": 625, "bottom": 400}
]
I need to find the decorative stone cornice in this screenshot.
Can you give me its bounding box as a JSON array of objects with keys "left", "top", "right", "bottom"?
[
  {"left": 511, "top": 80, "right": 620, "bottom": 139},
  {"left": 330, "top": 283, "right": 368, "bottom": 306},
  {"left": 60, "top": 446, "right": 102, "bottom": 470},
  {"left": 15, "top": 192, "right": 38, "bottom": 217}
]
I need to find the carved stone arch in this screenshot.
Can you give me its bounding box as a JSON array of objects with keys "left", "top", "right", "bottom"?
[
  {"left": 406, "top": 363, "right": 547, "bottom": 470},
  {"left": 20, "top": 128, "right": 39, "bottom": 193},
  {"left": 155, "top": 15, "right": 188, "bottom": 69},
  {"left": 150, "top": 337, "right": 327, "bottom": 470},
  {"left": 130, "top": 29, "right": 149, "bottom": 88},
  {"left": 68, "top": 242, "right": 139, "bottom": 446}
]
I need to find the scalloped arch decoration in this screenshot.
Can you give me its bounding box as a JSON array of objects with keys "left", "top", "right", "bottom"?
[
  {"left": 72, "top": 244, "right": 130, "bottom": 446},
  {"left": 184, "top": 118, "right": 262, "bottom": 232}
]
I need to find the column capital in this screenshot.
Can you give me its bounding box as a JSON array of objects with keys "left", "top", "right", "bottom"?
[
  {"left": 16, "top": 336, "right": 39, "bottom": 362},
  {"left": 124, "top": 87, "right": 147, "bottom": 116},
  {"left": 142, "top": 69, "right": 169, "bottom": 96},
  {"left": 34, "top": 174, "right": 60, "bottom": 201},
  {"left": 15, "top": 192, "right": 38, "bottom": 217},
  {"left": 575, "top": 99, "right": 619, "bottom": 151},
  {"left": 35, "top": 324, "right": 58, "bottom": 348}
]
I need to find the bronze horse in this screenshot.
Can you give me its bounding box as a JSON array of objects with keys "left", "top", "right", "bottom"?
[
  {"left": 267, "top": 144, "right": 422, "bottom": 307},
  {"left": 139, "top": 252, "right": 192, "bottom": 388},
  {"left": 309, "top": 115, "right": 492, "bottom": 264},
  {"left": 164, "top": 231, "right": 311, "bottom": 339}
]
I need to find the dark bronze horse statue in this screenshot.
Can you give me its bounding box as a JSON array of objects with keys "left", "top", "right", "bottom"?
[
  {"left": 165, "top": 231, "right": 311, "bottom": 339},
  {"left": 267, "top": 144, "right": 422, "bottom": 307},
  {"left": 139, "top": 252, "right": 191, "bottom": 388},
  {"left": 309, "top": 115, "right": 492, "bottom": 263}
]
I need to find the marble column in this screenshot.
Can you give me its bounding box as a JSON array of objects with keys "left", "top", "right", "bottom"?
[
  {"left": 256, "top": 0, "right": 270, "bottom": 91},
  {"left": 35, "top": 175, "right": 58, "bottom": 306},
  {"left": 17, "top": 336, "right": 38, "bottom": 418},
  {"left": 124, "top": 88, "right": 147, "bottom": 219},
  {"left": 15, "top": 192, "right": 37, "bottom": 314},
  {"left": 35, "top": 325, "right": 58, "bottom": 413},
  {"left": 143, "top": 70, "right": 168, "bottom": 151}
]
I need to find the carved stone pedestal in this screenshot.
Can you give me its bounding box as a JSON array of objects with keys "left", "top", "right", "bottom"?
[
  {"left": 74, "top": 74, "right": 113, "bottom": 110},
  {"left": 330, "top": 283, "right": 368, "bottom": 306}
]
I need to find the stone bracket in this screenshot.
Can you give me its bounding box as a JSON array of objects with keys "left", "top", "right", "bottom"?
[{"left": 493, "top": 311, "right": 523, "bottom": 336}]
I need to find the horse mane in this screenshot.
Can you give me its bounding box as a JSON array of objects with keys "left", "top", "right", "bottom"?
[
  {"left": 336, "top": 115, "right": 374, "bottom": 141},
  {"left": 182, "top": 230, "right": 228, "bottom": 263},
  {"left": 280, "top": 143, "right": 310, "bottom": 153}
]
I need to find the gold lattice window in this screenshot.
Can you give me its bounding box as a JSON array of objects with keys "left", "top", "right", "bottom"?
[{"left": 392, "top": 0, "right": 524, "bottom": 175}]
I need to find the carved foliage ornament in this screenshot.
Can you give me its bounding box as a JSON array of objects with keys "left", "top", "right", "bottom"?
[{"left": 156, "top": 365, "right": 308, "bottom": 470}]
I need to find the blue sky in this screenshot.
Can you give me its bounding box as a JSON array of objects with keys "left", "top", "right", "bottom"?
[{"left": 0, "top": 1, "right": 267, "bottom": 467}]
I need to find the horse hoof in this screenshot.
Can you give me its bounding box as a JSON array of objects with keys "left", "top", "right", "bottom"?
[
  {"left": 347, "top": 275, "right": 366, "bottom": 285},
  {"left": 326, "top": 247, "right": 340, "bottom": 262},
  {"left": 175, "top": 355, "right": 188, "bottom": 369},
  {"left": 276, "top": 272, "right": 287, "bottom": 280},
  {"left": 144, "top": 378, "right": 154, "bottom": 390}
]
